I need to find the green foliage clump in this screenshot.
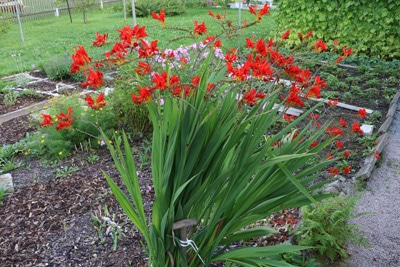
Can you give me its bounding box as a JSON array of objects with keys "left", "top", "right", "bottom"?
[
  {"left": 0, "top": 11, "right": 12, "bottom": 33},
  {"left": 294, "top": 195, "right": 370, "bottom": 263},
  {"left": 41, "top": 54, "right": 73, "bottom": 81},
  {"left": 27, "top": 94, "right": 118, "bottom": 159},
  {"left": 107, "top": 87, "right": 152, "bottom": 137},
  {"left": 128, "top": 0, "right": 186, "bottom": 17},
  {"left": 275, "top": 0, "right": 400, "bottom": 59}
]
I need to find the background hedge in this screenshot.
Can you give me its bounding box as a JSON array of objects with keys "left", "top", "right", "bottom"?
[{"left": 274, "top": 0, "right": 400, "bottom": 59}]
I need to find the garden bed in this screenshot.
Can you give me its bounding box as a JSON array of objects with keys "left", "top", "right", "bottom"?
[{"left": 0, "top": 61, "right": 399, "bottom": 265}]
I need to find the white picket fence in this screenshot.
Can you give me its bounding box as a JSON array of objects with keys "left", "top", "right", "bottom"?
[{"left": 0, "top": 0, "right": 119, "bottom": 22}]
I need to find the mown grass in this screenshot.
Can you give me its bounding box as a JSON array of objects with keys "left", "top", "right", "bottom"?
[{"left": 0, "top": 6, "right": 277, "bottom": 77}]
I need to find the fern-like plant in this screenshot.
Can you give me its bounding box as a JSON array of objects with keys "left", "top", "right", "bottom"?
[{"left": 294, "top": 195, "right": 370, "bottom": 263}]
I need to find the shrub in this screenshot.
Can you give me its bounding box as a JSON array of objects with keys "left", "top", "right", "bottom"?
[
  {"left": 107, "top": 86, "right": 152, "bottom": 137},
  {"left": 42, "top": 54, "right": 73, "bottom": 81},
  {"left": 275, "top": 0, "right": 400, "bottom": 59},
  {"left": 127, "top": 0, "right": 186, "bottom": 17},
  {"left": 0, "top": 11, "right": 12, "bottom": 33},
  {"left": 294, "top": 195, "right": 370, "bottom": 263},
  {"left": 30, "top": 93, "right": 118, "bottom": 159}
]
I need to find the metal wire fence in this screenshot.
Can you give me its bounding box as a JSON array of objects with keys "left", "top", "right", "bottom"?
[{"left": 1, "top": 0, "right": 120, "bottom": 23}]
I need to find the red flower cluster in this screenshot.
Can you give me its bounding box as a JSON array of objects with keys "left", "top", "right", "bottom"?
[
  {"left": 352, "top": 122, "right": 363, "bottom": 134},
  {"left": 285, "top": 83, "right": 304, "bottom": 107},
  {"left": 56, "top": 107, "right": 74, "bottom": 130},
  {"left": 81, "top": 68, "right": 104, "bottom": 89},
  {"left": 241, "top": 89, "right": 266, "bottom": 106},
  {"left": 131, "top": 86, "right": 152, "bottom": 104},
  {"left": 298, "top": 30, "right": 313, "bottom": 42},
  {"left": 314, "top": 39, "right": 328, "bottom": 53},
  {"left": 208, "top": 10, "right": 226, "bottom": 21},
  {"left": 118, "top": 24, "right": 148, "bottom": 47},
  {"left": 85, "top": 93, "right": 106, "bottom": 110},
  {"left": 326, "top": 127, "right": 343, "bottom": 136},
  {"left": 92, "top": 32, "right": 108, "bottom": 47},
  {"left": 193, "top": 21, "right": 207, "bottom": 36},
  {"left": 70, "top": 46, "right": 91, "bottom": 73},
  {"left": 39, "top": 113, "right": 53, "bottom": 127},
  {"left": 358, "top": 108, "right": 367, "bottom": 118},
  {"left": 248, "top": 4, "right": 270, "bottom": 21},
  {"left": 151, "top": 10, "right": 165, "bottom": 28},
  {"left": 281, "top": 29, "right": 290, "bottom": 40}
]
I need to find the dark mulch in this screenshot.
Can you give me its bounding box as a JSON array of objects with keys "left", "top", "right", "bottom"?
[{"left": 0, "top": 65, "right": 398, "bottom": 266}]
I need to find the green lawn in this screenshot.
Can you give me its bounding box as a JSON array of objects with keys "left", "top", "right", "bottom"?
[{"left": 0, "top": 7, "right": 276, "bottom": 77}]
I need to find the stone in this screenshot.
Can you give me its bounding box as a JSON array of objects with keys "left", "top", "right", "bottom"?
[
  {"left": 361, "top": 124, "right": 374, "bottom": 136},
  {"left": 0, "top": 173, "right": 14, "bottom": 194},
  {"left": 324, "top": 186, "right": 339, "bottom": 194},
  {"left": 336, "top": 175, "right": 346, "bottom": 182}
]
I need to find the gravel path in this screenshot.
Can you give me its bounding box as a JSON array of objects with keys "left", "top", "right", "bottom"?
[{"left": 343, "top": 106, "right": 400, "bottom": 267}]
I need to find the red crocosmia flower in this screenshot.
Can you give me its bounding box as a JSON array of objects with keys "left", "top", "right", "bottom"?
[
  {"left": 335, "top": 56, "right": 343, "bottom": 64},
  {"left": 298, "top": 30, "right": 313, "bottom": 42},
  {"left": 209, "top": 10, "right": 225, "bottom": 21},
  {"left": 39, "top": 113, "right": 53, "bottom": 127},
  {"left": 328, "top": 99, "right": 338, "bottom": 107},
  {"left": 297, "top": 69, "right": 312, "bottom": 84},
  {"left": 327, "top": 154, "right": 334, "bottom": 160},
  {"left": 326, "top": 127, "right": 343, "bottom": 136},
  {"left": 358, "top": 108, "right": 367, "bottom": 118},
  {"left": 246, "top": 38, "right": 255, "bottom": 49},
  {"left": 152, "top": 72, "right": 168, "bottom": 90},
  {"left": 352, "top": 122, "right": 364, "bottom": 134},
  {"left": 343, "top": 150, "right": 351, "bottom": 158},
  {"left": 180, "top": 55, "right": 188, "bottom": 67},
  {"left": 226, "top": 61, "right": 251, "bottom": 81},
  {"left": 131, "top": 86, "right": 152, "bottom": 104},
  {"left": 56, "top": 107, "right": 74, "bottom": 130},
  {"left": 135, "top": 61, "right": 151, "bottom": 75},
  {"left": 328, "top": 167, "right": 339, "bottom": 176},
  {"left": 310, "top": 140, "right": 318, "bottom": 148},
  {"left": 310, "top": 113, "right": 319, "bottom": 121},
  {"left": 213, "top": 38, "right": 222, "bottom": 48},
  {"left": 92, "top": 32, "right": 108, "bottom": 47},
  {"left": 207, "top": 83, "right": 215, "bottom": 92},
  {"left": 336, "top": 140, "right": 344, "bottom": 149},
  {"left": 191, "top": 76, "right": 200, "bottom": 86},
  {"left": 242, "top": 89, "right": 265, "bottom": 106},
  {"left": 248, "top": 4, "right": 269, "bottom": 21},
  {"left": 85, "top": 92, "right": 106, "bottom": 110},
  {"left": 283, "top": 114, "right": 294, "bottom": 123},
  {"left": 255, "top": 38, "right": 268, "bottom": 57},
  {"left": 281, "top": 29, "right": 290, "bottom": 40},
  {"left": 71, "top": 45, "right": 91, "bottom": 73},
  {"left": 314, "top": 39, "right": 328, "bottom": 53},
  {"left": 305, "top": 85, "right": 321, "bottom": 99},
  {"left": 203, "top": 35, "right": 214, "bottom": 45},
  {"left": 225, "top": 49, "right": 238, "bottom": 63},
  {"left": 374, "top": 151, "right": 381, "bottom": 159},
  {"left": 285, "top": 83, "right": 304, "bottom": 107},
  {"left": 339, "top": 117, "right": 347, "bottom": 127},
  {"left": 81, "top": 68, "right": 104, "bottom": 89},
  {"left": 95, "top": 62, "right": 105, "bottom": 68},
  {"left": 342, "top": 46, "right": 353, "bottom": 57},
  {"left": 333, "top": 39, "right": 339, "bottom": 48},
  {"left": 118, "top": 24, "right": 148, "bottom": 47},
  {"left": 193, "top": 21, "right": 207, "bottom": 36},
  {"left": 343, "top": 166, "right": 351, "bottom": 174},
  {"left": 151, "top": 10, "right": 166, "bottom": 28},
  {"left": 138, "top": 39, "right": 159, "bottom": 58},
  {"left": 105, "top": 42, "right": 128, "bottom": 61}
]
